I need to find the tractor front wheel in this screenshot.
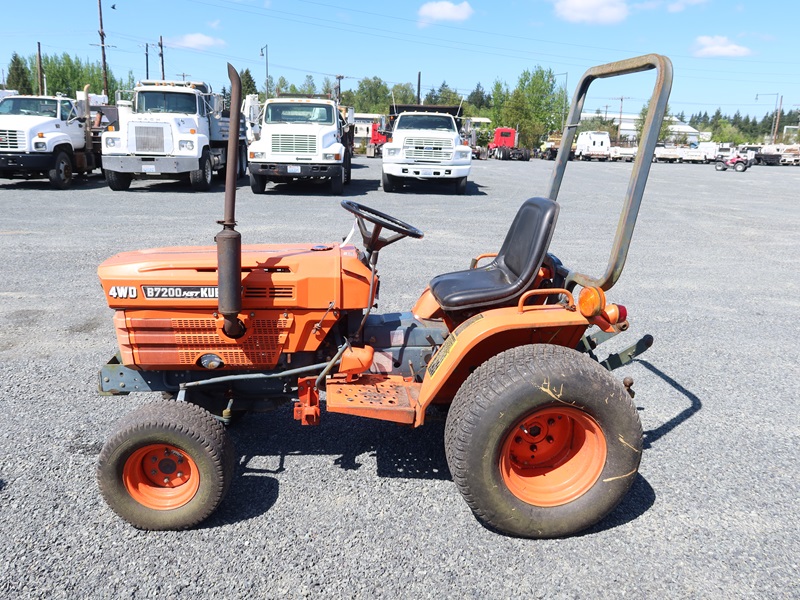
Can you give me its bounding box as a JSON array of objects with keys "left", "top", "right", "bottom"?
[
  {"left": 97, "top": 399, "right": 235, "bottom": 530},
  {"left": 715, "top": 161, "right": 727, "bottom": 171},
  {"left": 444, "top": 344, "right": 642, "bottom": 538}
]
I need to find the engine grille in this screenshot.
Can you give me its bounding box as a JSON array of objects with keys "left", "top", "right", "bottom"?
[
  {"left": 0, "top": 130, "right": 24, "bottom": 150},
  {"left": 403, "top": 137, "right": 454, "bottom": 160},
  {"left": 271, "top": 134, "right": 316, "bottom": 154},
  {"left": 134, "top": 125, "right": 166, "bottom": 153}
]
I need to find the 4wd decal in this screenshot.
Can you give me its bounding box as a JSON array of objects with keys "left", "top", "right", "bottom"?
[
  {"left": 108, "top": 286, "right": 138, "bottom": 299},
  {"left": 142, "top": 286, "right": 218, "bottom": 299}
]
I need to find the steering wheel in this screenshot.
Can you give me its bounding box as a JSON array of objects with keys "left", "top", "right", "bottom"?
[{"left": 340, "top": 200, "right": 423, "bottom": 255}]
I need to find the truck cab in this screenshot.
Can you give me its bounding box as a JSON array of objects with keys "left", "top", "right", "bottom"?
[
  {"left": 381, "top": 110, "right": 471, "bottom": 194},
  {"left": 247, "top": 97, "right": 353, "bottom": 195},
  {"left": 0, "top": 94, "right": 94, "bottom": 188},
  {"left": 575, "top": 131, "right": 611, "bottom": 161},
  {"left": 101, "top": 80, "right": 247, "bottom": 192}
]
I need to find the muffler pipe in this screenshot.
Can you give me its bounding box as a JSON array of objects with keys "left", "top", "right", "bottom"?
[{"left": 216, "top": 63, "right": 244, "bottom": 338}]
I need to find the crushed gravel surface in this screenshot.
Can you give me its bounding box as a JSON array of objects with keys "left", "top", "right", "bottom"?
[{"left": 0, "top": 157, "right": 798, "bottom": 598}]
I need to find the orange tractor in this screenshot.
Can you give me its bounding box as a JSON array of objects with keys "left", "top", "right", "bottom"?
[{"left": 96, "top": 56, "right": 672, "bottom": 538}]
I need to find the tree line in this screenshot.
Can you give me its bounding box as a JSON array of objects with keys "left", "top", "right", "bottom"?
[{"left": 7, "top": 53, "right": 794, "bottom": 145}]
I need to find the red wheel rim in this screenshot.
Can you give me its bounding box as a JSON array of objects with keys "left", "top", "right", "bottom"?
[
  {"left": 500, "top": 406, "right": 607, "bottom": 507},
  {"left": 123, "top": 444, "right": 200, "bottom": 510}
]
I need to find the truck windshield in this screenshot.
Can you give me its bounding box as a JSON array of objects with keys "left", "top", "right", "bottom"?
[
  {"left": 135, "top": 91, "right": 197, "bottom": 114},
  {"left": 395, "top": 115, "right": 455, "bottom": 132},
  {"left": 0, "top": 97, "right": 59, "bottom": 117},
  {"left": 265, "top": 103, "right": 333, "bottom": 124}
]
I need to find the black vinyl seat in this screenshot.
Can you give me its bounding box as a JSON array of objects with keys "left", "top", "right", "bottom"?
[{"left": 429, "top": 197, "right": 559, "bottom": 312}]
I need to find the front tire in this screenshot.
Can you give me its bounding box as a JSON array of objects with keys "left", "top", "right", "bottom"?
[
  {"left": 330, "top": 167, "right": 344, "bottom": 195},
  {"left": 455, "top": 176, "right": 467, "bottom": 195},
  {"left": 381, "top": 170, "right": 395, "bottom": 192},
  {"left": 97, "top": 400, "right": 235, "bottom": 530},
  {"left": 105, "top": 169, "right": 133, "bottom": 191},
  {"left": 48, "top": 150, "right": 73, "bottom": 190},
  {"left": 190, "top": 149, "right": 213, "bottom": 191},
  {"left": 445, "top": 344, "right": 642, "bottom": 538},
  {"left": 715, "top": 161, "right": 727, "bottom": 171},
  {"left": 249, "top": 171, "right": 267, "bottom": 194}
]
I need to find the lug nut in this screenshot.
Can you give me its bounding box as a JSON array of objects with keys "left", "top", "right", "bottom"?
[
  {"left": 151, "top": 469, "right": 157, "bottom": 475},
  {"left": 176, "top": 472, "right": 183, "bottom": 478},
  {"left": 151, "top": 456, "right": 157, "bottom": 463},
  {"left": 163, "top": 477, "right": 170, "bottom": 484}
]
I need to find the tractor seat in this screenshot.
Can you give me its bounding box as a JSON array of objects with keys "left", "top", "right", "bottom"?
[{"left": 429, "top": 197, "right": 559, "bottom": 312}]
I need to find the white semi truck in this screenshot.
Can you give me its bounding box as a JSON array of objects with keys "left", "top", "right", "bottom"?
[
  {"left": 0, "top": 88, "right": 100, "bottom": 189},
  {"left": 381, "top": 108, "right": 471, "bottom": 194},
  {"left": 247, "top": 96, "right": 354, "bottom": 195},
  {"left": 101, "top": 80, "right": 247, "bottom": 191}
]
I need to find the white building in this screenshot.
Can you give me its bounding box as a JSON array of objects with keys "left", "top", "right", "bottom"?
[{"left": 580, "top": 112, "right": 699, "bottom": 144}]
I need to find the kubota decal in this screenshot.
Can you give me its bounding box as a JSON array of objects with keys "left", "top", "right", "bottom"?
[
  {"left": 426, "top": 313, "right": 484, "bottom": 379},
  {"left": 142, "top": 286, "right": 218, "bottom": 299}
]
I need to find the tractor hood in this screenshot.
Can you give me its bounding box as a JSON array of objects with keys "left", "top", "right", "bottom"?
[{"left": 98, "top": 242, "right": 373, "bottom": 311}]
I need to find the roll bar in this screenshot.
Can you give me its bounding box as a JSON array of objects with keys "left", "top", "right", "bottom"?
[{"left": 546, "top": 54, "right": 673, "bottom": 291}]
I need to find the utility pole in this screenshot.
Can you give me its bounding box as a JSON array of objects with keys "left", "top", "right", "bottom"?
[
  {"left": 36, "top": 42, "right": 44, "bottom": 95},
  {"left": 176, "top": 72, "right": 191, "bottom": 82},
  {"left": 772, "top": 95, "right": 783, "bottom": 143},
  {"left": 417, "top": 72, "right": 421, "bottom": 104},
  {"left": 260, "top": 45, "right": 269, "bottom": 97},
  {"left": 612, "top": 96, "right": 631, "bottom": 144},
  {"left": 335, "top": 74, "right": 344, "bottom": 104},
  {"left": 143, "top": 43, "right": 149, "bottom": 79},
  {"left": 97, "top": 0, "right": 109, "bottom": 96},
  {"left": 159, "top": 36, "right": 165, "bottom": 80},
  {"left": 603, "top": 104, "right": 610, "bottom": 120}
]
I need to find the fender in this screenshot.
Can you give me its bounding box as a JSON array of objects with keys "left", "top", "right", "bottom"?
[
  {"left": 415, "top": 298, "right": 591, "bottom": 425},
  {"left": 43, "top": 133, "right": 74, "bottom": 154}
]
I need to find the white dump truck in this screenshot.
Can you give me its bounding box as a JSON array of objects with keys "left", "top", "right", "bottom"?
[
  {"left": 101, "top": 80, "right": 247, "bottom": 191},
  {"left": 0, "top": 88, "right": 100, "bottom": 189},
  {"left": 381, "top": 106, "right": 471, "bottom": 194},
  {"left": 247, "top": 96, "right": 354, "bottom": 195}
]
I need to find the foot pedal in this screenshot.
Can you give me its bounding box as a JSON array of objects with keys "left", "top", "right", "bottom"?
[{"left": 325, "top": 374, "right": 419, "bottom": 424}]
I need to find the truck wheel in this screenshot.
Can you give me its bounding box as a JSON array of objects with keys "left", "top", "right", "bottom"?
[
  {"left": 97, "top": 399, "right": 235, "bottom": 530},
  {"left": 344, "top": 151, "right": 352, "bottom": 184},
  {"left": 714, "top": 161, "right": 727, "bottom": 171},
  {"left": 330, "top": 168, "right": 344, "bottom": 195},
  {"left": 105, "top": 170, "right": 133, "bottom": 191},
  {"left": 238, "top": 143, "right": 248, "bottom": 179},
  {"left": 249, "top": 172, "right": 267, "bottom": 194},
  {"left": 523, "top": 148, "right": 531, "bottom": 161},
  {"left": 455, "top": 177, "right": 467, "bottom": 195},
  {"left": 48, "top": 150, "right": 73, "bottom": 190},
  {"left": 381, "top": 171, "right": 395, "bottom": 193},
  {"left": 444, "top": 344, "right": 642, "bottom": 538},
  {"left": 190, "top": 150, "right": 213, "bottom": 191}
]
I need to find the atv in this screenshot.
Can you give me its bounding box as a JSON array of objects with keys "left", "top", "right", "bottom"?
[
  {"left": 715, "top": 155, "right": 749, "bottom": 172},
  {"left": 96, "top": 56, "right": 673, "bottom": 538}
]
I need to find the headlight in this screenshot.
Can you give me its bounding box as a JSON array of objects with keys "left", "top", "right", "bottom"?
[
  {"left": 456, "top": 150, "right": 471, "bottom": 159},
  {"left": 34, "top": 141, "right": 47, "bottom": 150},
  {"left": 105, "top": 137, "right": 120, "bottom": 148},
  {"left": 386, "top": 148, "right": 401, "bottom": 157},
  {"left": 179, "top": 140, "right": 195, "bottom": 151},
  {"left": 250, "top": 151, "right": 265, "bottom": 159},
  {"left": 322, "top": 153, "right": 341, "bottom": 161}
]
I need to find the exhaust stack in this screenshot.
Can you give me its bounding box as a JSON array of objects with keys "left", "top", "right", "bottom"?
[{"left": 216, "top": 63, "right": 245, "bottom": 338}]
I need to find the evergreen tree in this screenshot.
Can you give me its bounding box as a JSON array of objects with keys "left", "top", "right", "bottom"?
[
  {"left": 276, "top": 76, "right": 289, "bottom": 96},
  {"left": 467, "top": 82, "right": 488, "bottom": 110},
  {"left": 239, "top": 68, "right": 258, "bottom": 96},
  {"left": 7, "top": 52, "right": 33, "bottom": 93},
  {"left": 299, "top": 75, "right": 316, "bottom": 95}
]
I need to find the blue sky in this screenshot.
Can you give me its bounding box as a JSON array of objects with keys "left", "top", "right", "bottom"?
[{"left": 1, "top": 0, "right": 797, "bottom": 120}]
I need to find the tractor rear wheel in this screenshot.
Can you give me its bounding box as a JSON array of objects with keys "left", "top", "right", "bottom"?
[
  {"left": 97, "top": 399, "right": 235, "bottom": 530},
  {"left": 444, "top": 344, "right": 642, "bottom": 538}
]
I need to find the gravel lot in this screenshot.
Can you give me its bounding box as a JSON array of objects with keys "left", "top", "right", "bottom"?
[{"left": 1, "top": 156, "right": 798, "bottom": 598}]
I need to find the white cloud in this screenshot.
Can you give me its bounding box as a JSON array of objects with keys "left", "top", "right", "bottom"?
[
  {"left": 552, "top": 0, "right": 629, "bottom": 25},
  {"left": 667, "top": 0, "right": 708, "bottom": 12},
  {"left": 208, "top": 19, "right": 221, "bottom": 30},
  {"left": 418, "top": 1, "right": 474, "bottom": 27},
  {"left": 169, "top": 33, "right": 226, "bottom": 50},
  {"left": 693, "top": 35, "right": 752, "bottom": 57}
]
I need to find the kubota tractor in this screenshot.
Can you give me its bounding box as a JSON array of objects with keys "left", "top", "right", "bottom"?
[{"left": 96, "top": 56, "right": 673, "bottom": 538}]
